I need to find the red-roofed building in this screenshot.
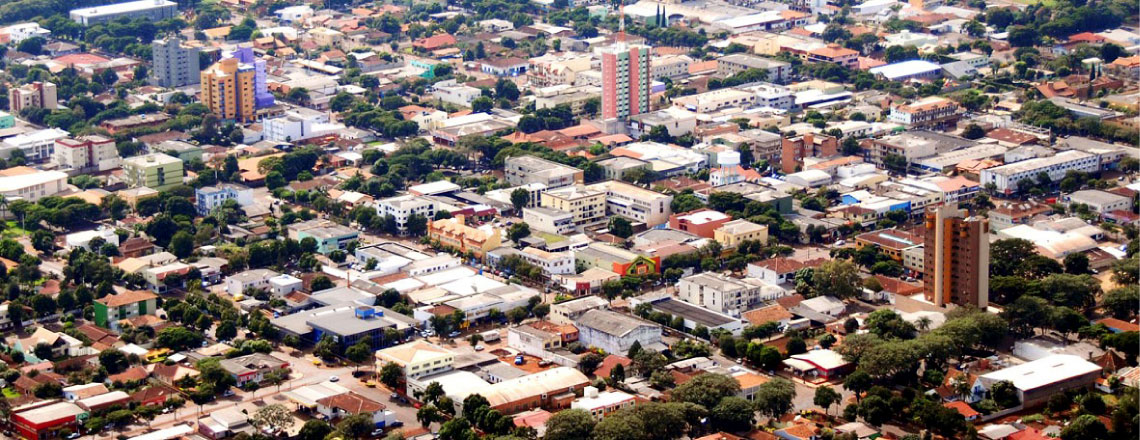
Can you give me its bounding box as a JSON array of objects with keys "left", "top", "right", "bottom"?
[
  {"left": 593, "top": 354, "right": 632, "bottom": 378},
  {"left": 1068, "top": 32, "right": 1107, "bottom": 44},
  {"left": 1097, "top": 317, "right": 1140, "bottom": 333},
  {"left": 413, "top": 34, "right": 456, "bottom": 51},
  {"left": 944, "top": 401, "right": 980, "bottom": 420}
]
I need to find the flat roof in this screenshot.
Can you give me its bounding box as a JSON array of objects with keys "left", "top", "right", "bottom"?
[
  {"left": 70, "top": 0, "right": 176, "bottom": 17},
  {"left": 980, "top": 354, "right": 1101, "bottom": 391},
  {"left": 649, "top": 297, "right": 737, "bottom": 327},
  {"left": 869, "top": 59, "right": 942, "bottom": 80}
]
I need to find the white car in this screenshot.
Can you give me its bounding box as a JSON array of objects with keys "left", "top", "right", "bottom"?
[{"left": 329, "top": 376, "right": 339, "bottom": 382}]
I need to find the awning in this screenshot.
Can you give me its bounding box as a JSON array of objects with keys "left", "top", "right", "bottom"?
[{"left": 783, "top": 358, "right": 817, "bottom": 372}]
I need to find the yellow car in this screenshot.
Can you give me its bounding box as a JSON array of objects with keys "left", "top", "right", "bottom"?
[
  {"left": 311, "top": 359, "right": 322, "bottom": 365},
  {"left": 365, "top": 381, "right": 377, "bottom": 388}
]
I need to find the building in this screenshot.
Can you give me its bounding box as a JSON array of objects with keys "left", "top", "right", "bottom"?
[
  {"left": 598, "top": 156, "right": 651, "bottom": 181},
  {"left": 98, "top": 113, "right": 171, "bottom": 134},
  {"left": 714, "top": 219, "right": 769, "bottom": 247},
  {"left": 869, "top": 60, "right": 943, "bottom": 81},
  {"left": 528, "top": 52, "right": 593, "bottom": 87},
  {"left": 586, "top": 180, "right": 673, "bottom": 227},
  {"left": 783, "top": 349, "right": 852, "bottom": 379},
  {"left": 923, "top": 203, "right": 988, "bottom": 308},
  {"left": 540, "top": 186, "right": 606, "bottom": 227},
  {"left": 426, "top": 215, "right": 502, "bottom": 258},
  {"left": 979, "top": 354, "right": 1101, "bottom": 407},
  {"left": 452, "top": 367, "right": 590, "bottom": 415},
  {"left": 195, "top": 184, "right": 254, "bottom": 215},
  {"left": 717, "top": 54, "right": 791, "bottom": 82},
  {"left": 93, "top": 290, "right": 157, "bottom": 330},
  {"left": 262, "top": 110, "right": 343, "bottom": 142},
  {"left": 980, "top": 150, "right": 1098, "bottom": 194},
  {"left": 219, "top": 353, "right": 290, "bottom": 386},
  {"left": 0, "top": 167, "right": 66, "bottom": 205},
  {"left": 575, "top": 309, "right": 662, "bottom": 355},
  {"left": 12, "top": 401, "right": 85, "bottom": 440},
  {"left": 375, "top": 340, "right": 454, "bottom": 379},
  {"left": 576, "top": 243, "right": 660, "bottom": 276},
  {"left": 9, "top": 81, "right": 57, "bottom": 114},
  {"left": 69, "top": 0, "right": 178, "bottom": 26},
  {"left": 376, "top": 195, "right": 438, "bottom": 232},
  {"left": 121, "top": 153, "right": 184, "bottom": 191},
  {"left": 522, "top": 207, "right": 576, "bottom": 235},
  {"left": 431, "top": 80, "right": 482, "bottom": 107},
  {"left": 677, "top": 273, "right": 784, "bottom": 316},
  {"left": 781, "top": 133, "right": 838, "bottom": 173},
  {"left": 629, "top": 107, "right": 698, "bottom": 138},
  {"left": 600, "top": 40, "right": 651, "bottom": 120},
  {"left": 65, "top": 228, "right": 119, "bottom": 251},
  {"left": 888, "top": 97, "right": 961, "bottom": 129},
  {"left": 550, "top": 295, "right": 609, "bottom": 325},
  {"left": 806, "top": 45, "right": 859, "bottom": 68},
  {"left": 272, "top": 305, "right": 414, "bottom": 350},
  {"left": 651, "top": 54, "right": 693, "bottom": 80},
  {"left": 669, "top": 209, "right": 732, "bottom": 238},
  {"left": 53, "top": 135, "right": 119, "bottom": 173},
  {"left": 226, "top": 269, "right": 280, "bottom": 296},
  {"left": 1, "top": 128, "right": 66, "bottom": 163},
  {"left": 0, "top": 23, "right": 50, "bottom": 44},
  {"left": 296, "top": 224, "right": 360, "bottom": 254},
  {"left": 518, "top": 247, "right": 576, "bottom": 276},
  {"left": 553, "top": 268, "right": 620, "bottom": 297},
  {"left": 854, "top": 228, "right": 922, "bottom": 261},
  {"left": 151, "top": 36, "right": 200, "bottom": 88},
  {"left": 505, "top": 155, "right": 583, "bottom": 188},
  {"left": 572, "top": 387, "right": 637, "bottom": 420},
  {"left": 200, "top": 58, "right": 256, "bottom": 123},
  {"left": 1066, "top": 189, "right": 1131, "bottom": 214}
]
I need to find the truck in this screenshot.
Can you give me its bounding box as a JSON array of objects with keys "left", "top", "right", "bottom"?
[{"left": 480, "top": 330, "right": 501, "bottom": 342}]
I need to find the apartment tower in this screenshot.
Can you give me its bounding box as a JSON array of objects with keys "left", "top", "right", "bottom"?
[
  {"left": 923, "top": 203, "right": 989, "bottom": 308},
  {"left": 9, "top": 81, "right": 57, "bottom": 114},
  {"left": 151, "top": 36, "right": 201, "bottom": 88},
  {"left": 600, "top": 40, "right": 650, "bottom": 120},
  {"left": 200, "top": 58, "right": 255, "bottom": 122}
]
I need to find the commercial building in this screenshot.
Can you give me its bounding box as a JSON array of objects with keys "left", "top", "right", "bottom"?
[
  {"left": 806, "top": 45, "right": 859, "bottom": 68},
  {"left": 676, "top": 272, "right": 784, "bottom": 317},
  {"left": 295, "top": 224, "right": 360, "bottom": 254},
  {"left": 53, "top": 135, "right": 119, "bottom": 173},
  {"left": 426, "top": 215, "right": 502, "bottom": 258},
  {"left": 576, "top": 243, "right": 660, "bottom": 276},
  {"left": 121, "top": 153, "right": 184, "bottom": 191},
  {"left": 93, "top": 290, "right": 157, "bottom": 331},
  {"left": 669, "top": 209, "right": 733, "bottom": 238},
  {"left": 888, "top": 97, "right": 961, "bottom": 129},
  {"left": 1066, "top": 189, "right": 1131, "bottom": 214},
  {"left": 505, "top": 155, "right": 583, "bottom": 188},
  {"left": 453, "top": 367, "right": 590, "bottom": 415},
  {"left": 69, "top": 0, "right": 178, "bottom": 26},
  {"left": 272, "top": 305, "right": 415, "bottom": 350},
  {"left": 979, "top": 354, "right": 1101, "bottom": 407},
  {"left": 522, "top": 207, "right": 576, "bottom": 235},
  {"left": 12, "top": 400, "right": 85, "bottom": 440},
  {"left": 549, "top": 295, "right": 609, "bottom": 325},
  {"left": 572, "top": 387, "right": 638, "bottom": 420},
  {"left": 219, "top": 353, "right": 290, "bottom": 386},
  {"left": 151, "top": 36, "right": 200, "bottom": 88},
  {"left": 376, "top": 195, "right": 438, "bottom": 232},
  {"left": 262, "top": 109, "right": 343, "bottom": 142},
  {"left": 540, "top": 186, "right": 606, "bottom": 227},
  {"left": 586, "top": 180, "right": 673, "bottom": 227},
  {"left": 375, "top": 340, "right": 454, "bottom": 379},
  {"left": 553, "top": 268, "right": 620, "bottom": 297},
  {"left": 651, "top": 54, "right": 693, "bottom": 80},
  {"left": 226, "top": 269, "right": 280, "bottom": 296},
  {"left": 600, "top": 40, "right": 651, "bottom": 120},
  {"left": 629, "top": 107, "right": 698, "bottom": 138},
  {"left": 9, "top": 81, "right": 57, "bottom": 114},
  {"left": 528, "top": 52, "right": 593, "bottom": 87},
  {"left": 575, "top": 309, "right": 662, "bottom": 354},
  {"left": 923, "top": 203, "right": 989, "bottom": 308},
  {"left": 598, "top": 156, "right": 651, "bottom": 181},
  {"left": 783, "top": 349, "right": 853, "bottom": 379},
  {"left": 195, "top": 184, "right": 254, "bottom": 215},
  {"left": 716, "top": 54, "right": 791, "bottom": 82},
  {"left": 855, "top": 228, "right": 923, "bottom": 261},
  {"left": 980, "top": 150, "right": 1098, "bottom": 194},
  {"left": 714, "top": 219, "right": 769, "bottom": 247},
  {"left": 869, "top": 60, "right": 943, "bottom": 81}
]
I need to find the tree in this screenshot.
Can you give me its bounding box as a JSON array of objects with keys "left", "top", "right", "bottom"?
[
  {"left": 471, "top": 96, "right": 493, "bottom": 113},
  {"left": 1061, "top": 414, "right": 1108, "bottom": 440},
  {"left": 814, "top": 386, "right": 841, "bottom": 415},
  {"left": 337, "top": 413, "right": 375, "bottom": 439},
  {"left": 251, "top": 404, "right": 295, "bottom": 434},
  {"left": 300, "top": 420, "right": 334, "bottom": 440},
  {"left": 990, "top": 380, "right": 1020, "bottom": 408},
  {"left": 543, "top": 408, "right": 596, "bottom": 440},
  {"left": 311, "top": 276, "right": 334, "bottom": 292},
  {"left": 406, "top": 214, "right": 428, "bottom": 236},
  {"left": 99, "top": 349, "right": 129, "bottom": 374},
  {"left": 608, "top": 217, "right": 633, "bottom": 239},
  {"left": 380, "top": 362, "right": 402, "bottom": 389},
  {"left": 507, "top": 222, "right": 531, "bottom": 242},
  {"left": 578, "top": 352, "right": 604, "bottom": 374},
  {"left": 1103, "top": 287, "right": 1139, "bottom": 319},
  {"left": 671, "top": 373, "right": 741, "bottom": 409},
  {"left": 962, "top": 123, "right": 986, "bottom": 140},
  {"left": 510, "top": 188, "right": 530, "bottom": 212},
  {"left": 813, "top": 259, "right": 861, "bottom": 299},
  {"left": 711, "top": 396, "right": 755, "bottom": 432},
  {"left": 844, "top": 370, "right": 872, "bottom": 401},
  {"left": 754, "top": 378, "right": 796, "bottom": 418}
]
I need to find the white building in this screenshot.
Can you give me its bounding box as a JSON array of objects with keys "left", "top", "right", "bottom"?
[
  {"left": 1, "top": 128, "right": 69, "bottom": 163},
  {"left": 980, "top": 150, "right": 1098, "bottom": 194},
  {"left": 0, "top": 167, "right": 68, "bottom": 202},
  {"left": 65, "top": 228, "right": 119, "bottom": 251},
  {"left": 53, "top": 135, "right": 120, "bottom": 173},
  {"left": 226, "top": 269, "right": 280, "bottom": 296},
  {"left": 571, "top": 387, "right": 637, "bottom": 420},
  {"left": 575, "top": 309, "right": 662, "bottom": 354},
  {"left": 519, "top": 247, "right": 575, "bottom": 276},
  {"left": 432, "top": 80, "right": 483, "bottom": 107},
  {"left": 1065, "top": 189, "right": 1131, "bottom": 214},
  {"left": 375, "top": 195, "right": 437, "bottom": 232},
  {"left": 676, "top": 272, "right": 785, "bottom": 317},
  {"left": 0, "top": 23, "right": 50, "bottom": 44},
  {"left": 585, "top": 180, "right": 674, "bottom": 227},
  {"left": 262, "top": 110, "right": 344, "bottom": 142},
  {"left": 523, "top": 207, "right": 576, "bottom": 235},
  {"left": 275, "top": 5, "right": 313, "bottom": 23},
  {"left": 786, "top": 169, "right": 832, "bottom": 187},
  {"left": 268, "top": 274, "right": 303, "bottom": 296},
  {"left": 195, "top": 184, "right": 254, "bottom": 215}
]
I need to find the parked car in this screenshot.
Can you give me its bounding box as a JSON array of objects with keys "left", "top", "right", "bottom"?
[
  {"left": 329, "top": 376, "right": 340, "bottom": 382},
  {"left": 514, "top": 355, "right": 525, "bottom": 365},
  {"left": 448, "top": 331, "right": 461, "bottom": 338}
]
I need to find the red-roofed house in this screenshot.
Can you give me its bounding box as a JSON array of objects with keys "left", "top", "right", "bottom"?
[
  {"left": 413, "top": 34, "right": 456, "bottom": 51},
  {"left": 593, "top": 354, "right": 632, "bottom": 378},
  {"left": 944, "top": 401, "right": 980, "bottom": 421}
]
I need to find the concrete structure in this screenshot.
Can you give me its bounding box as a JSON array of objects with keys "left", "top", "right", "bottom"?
[
  {"left": 572, "top": 387, "right": 638, "bottom": 420},
  {"left": 201, "top": 57, "right": 256, "bottom": 123},
  {"left": 262, "top": 110, "right": 343, "bottom": 142},
  {"left": 272, "top": 304, "right": 414, "bottom": 350},
  {"left": 600, "top": 41, "right": 651, "bottom": 120},
  {"left": 575, "top": 309, "right": 662, "bottom": 354},
  {"left": 781, "top": 133, "right": 838, "bottom": 174},
  {"left": 505, "top": 155, "right": 583, "bottom": 188},
  {"left": 375, "top": 340, "right": 454, "bottom": 379},
  {"left": 9, "top": 81, "right": 57, "bottom": 114},
  {"left": 523, "top": 207, "right": 576, "bottom": 235},
  {"left": 888, "top": 97, "right": 961, "bottom": 129},
  {"left": 669, "top": 209, "right": 732, "bottom": 238},
  {"left": 93, "top": 290, "right": 157, "bottom": 330},
  {"left": 427, "top": 215, "right": 502, "bottom": 258},
  {"left": 0, "top": 23, "right": 50, "bottom": 44},
  {"left": 716, "top": 54, "right": 790, "bottom": 82},
  {"left": 528, "top": 52, "right": 593, "bottom": 87},
  {"left": 541, "top": 186, "right": 606, "bottom": 227},
  {"left": 980, "top": 151, "right": 1098, "bottom": 194},
  {"left": 122, "top": 153, "right": 183, "bottom": 191},
  {"left": 923, "top": 203, "right": 989, "bottom": 308},
  {"left": 226, "top": 269, "right": 280, "bottom": 296},
  {"left": 979, "top": 354, "right": 1101, "bottom": 407},
  {"left": 195, "top": 184, "right": 254, "bottom": 215},
  {"left": 375, "top": 195, "right": 437, "bottom": 232},
  {"left": 714, "top": 219, "right": 769, "bottom": 247},
  {"left": 783, "top": 349, "right": 852, "bottom": 379},
  {"left": 550, "top": 295, "right": 609, "bottom": 325},
  {"left": 869, "top": 60, "right": 943, "bottom": 81},
  {"left": 70, "top": 0, "right": 178, "bottom": 26},
  {"left": 677, "top": 272, "right": 784, "bottom": 316},
  {"left": 1066, "top": 189, "right": 1131, "bottom": 214},
  {"left": 12, "top": 401, "right": 85, "bottom": 440},
  {"left": 53, "top": 135, "right": 119, "bottom": 173},
  {"left": 598, "top": 156, "right": 651, "bottom": 181},
  {"left": 296, "top": 224, "right": 360, "bottom": 254},
  {"left": 65, "top": 228, "right": 119, "bottom": 251},
  {"left": 586, "top": 180, "right": 673, "bottom": 227},
  {"left": 151, "top": 36, "right": 200, "bottom": 88}
]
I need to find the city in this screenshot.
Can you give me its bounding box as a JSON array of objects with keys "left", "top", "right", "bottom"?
[{"left": 0, "top": 0, "right": 1135, "bottom": 439}]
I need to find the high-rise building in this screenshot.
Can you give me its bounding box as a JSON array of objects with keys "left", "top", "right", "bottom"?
[
  {"left": 151, "top": 36, "right": 200, "bottom": 88},
  {"left": 54, "top": 135, "right": 119, "bottom": 172},
  {"left": 599, "top": 41, "right": 650, "bottom": 120},
  {"left": 923, "top": 203, "right": 989, "bottom": 308},
  {"left": 228, "top": 46, "right": 275, "bottom": 108},
  {"left": 9, "top": 81, "right": 57, "bottom": 114},
  {"left": 201, "top": 58, "right": 256, "bottom": 122}
]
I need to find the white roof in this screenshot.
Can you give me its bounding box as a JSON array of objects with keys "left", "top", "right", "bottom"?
[
  {"left": 0, "top": 169, "right": 66, "bottom": 192},
  {"left": 409, "top": 180, "right": 462, "bottom": 195},
  {"left": 127, "top": 424, "right": 194, "bottom": 440},
  {"left": 77, "top": 390, "right": 130, "bottom": 407},
  {"left": 439, "top": 274, "right": 507, "bottom": 296},
  {"left": 980, "top": 354, "right": 1101, "bottom": 391},
  {"left": 415, "top": 266, "right": 477, "bottom": 286},
  {"left": 70, "top": 0, "right": 175, "bottom": 17},
  {"left": 572, "top": 390, "right": 636, "bottom": 410},
  {"left": 283, "top": 382, "right": 350, "bottom": 407},
  {"left": 676, "top": 210, "right": 730, "bottom": 225},
  {"left": 789, "top": 349, "right": 849, "bottom": 370},
  {"left": 869, "top": 60, "right": 942, "bottom": 80}
]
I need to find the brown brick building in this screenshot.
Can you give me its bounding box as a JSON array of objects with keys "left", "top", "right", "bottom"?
[{"left": 922, "top": 203, "right": 989, "bottom": 308}]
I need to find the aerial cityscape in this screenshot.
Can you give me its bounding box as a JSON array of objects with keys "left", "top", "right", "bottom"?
[{"left": 0, "top": 0, "right": 1135, "bottom": 439}]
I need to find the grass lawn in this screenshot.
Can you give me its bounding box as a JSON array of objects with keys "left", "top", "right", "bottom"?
[
  {"left": 2, "top": 387, "right": 19, "bottom": 398},
  {"left": 536, "top": 232, "right": 567, "bottom": 243},
  {"left": 3, "top": 221, "right": 29, "bottom": 238}
]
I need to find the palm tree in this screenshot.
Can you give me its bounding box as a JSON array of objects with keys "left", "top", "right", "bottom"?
[
  {"left": 0, "top": 195, "right": 9, "bottom": 222},
  {"left": 915, "top": 316, "right": 933, "bottom": 332}
]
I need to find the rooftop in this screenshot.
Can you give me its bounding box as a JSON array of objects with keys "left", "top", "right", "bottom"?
[
  {"left": 980, "top": 354, "right": 1101, "bottom": 391},
  {"left": 575, "top": 309, "right": 657, "bottom": 337}
]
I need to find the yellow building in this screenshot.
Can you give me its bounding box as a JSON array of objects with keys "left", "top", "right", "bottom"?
[
  {"left": 539, "top": 186, "right": 606, "bottom": 227},
  {"left": 200, "top": 58, "right": 255, "bottom": 122},
  {"left": 426, "top": 215, "right": 502, "bottom": 258},
  {"left": 714, "top": 219, "right": 769, "bottom": 248}
]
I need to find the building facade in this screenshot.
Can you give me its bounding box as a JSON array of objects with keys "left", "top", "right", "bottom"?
[
  {"left": 93, "top": 290, "right": 158, "bottom": 330},
  {"left": 121, "top": 153, "right": 183, "bottom": 191},
  {"left": 70, "top": 0, "right": 178, "bottom": 26},
  {"left": 9, "top": 81, "right": 57, "bottom": 114},
  {"left": 600, "top": 42, "right": 651, "bottom": 120},
  {"left": 53, "top": 135, "right": 119, "bottom": 172},
  {"left": 151, "top": 36, "right": 201, "bottom": 88},
  {"left": 201, "top": 58, "right": 256, "bottom": 123},
  {"left": 923, "top": 204, "right": 989, "bottom": 308}
]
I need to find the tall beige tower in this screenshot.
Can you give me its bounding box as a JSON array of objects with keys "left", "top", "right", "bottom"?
[{"left": 923, "top": 203, "right": 989, "bottom": 308}]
